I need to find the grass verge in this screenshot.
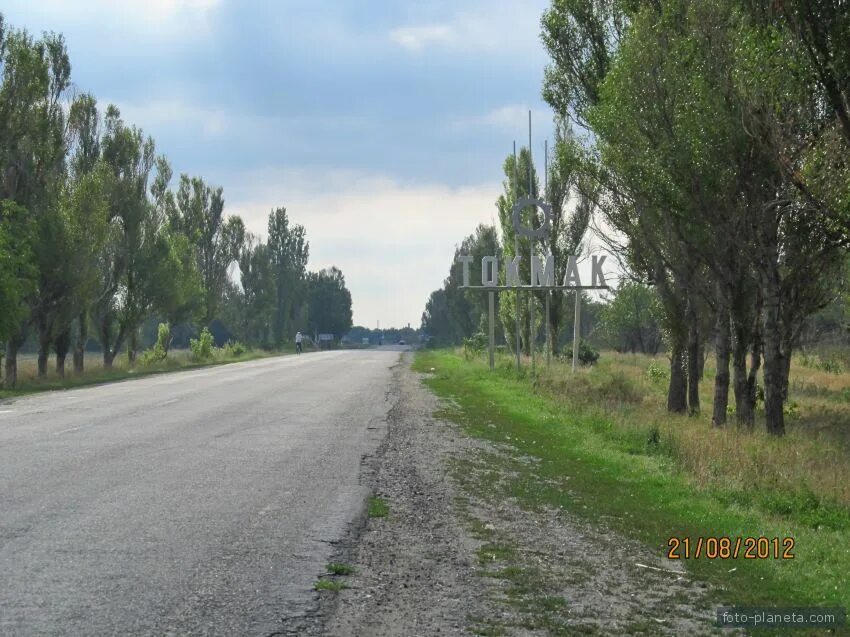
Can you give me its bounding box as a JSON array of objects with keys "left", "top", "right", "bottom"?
[{"left": 415, "top": 349, "right": 850, "bottom": 628}]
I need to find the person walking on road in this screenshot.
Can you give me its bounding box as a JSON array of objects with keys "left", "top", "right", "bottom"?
[{"left": 295, "top": 331, "right": 303, "bottom": 354}]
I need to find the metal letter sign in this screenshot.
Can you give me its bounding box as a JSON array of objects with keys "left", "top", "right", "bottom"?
[
  {"left": 458, "top": 111, "right": 610, "bottom": 373},
  {"left": 512, "top": 197, "right": 551, "bottom": 239},
  {"left": 481, "top": 256, "right": 498, "bottom": 287}
]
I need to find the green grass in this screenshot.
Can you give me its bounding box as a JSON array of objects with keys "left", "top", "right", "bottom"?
[
  {"left": 327, "top": 562, "right": 356, "bottom": 576},
  {"left": 368, "top": 495, "right": 389, "bottom": 518},
  {"left": 415, "top": 349, "right": 850, "bottom": 631},
  {"left": 314, "top": 579, "right": 348, "bottom": 592}
]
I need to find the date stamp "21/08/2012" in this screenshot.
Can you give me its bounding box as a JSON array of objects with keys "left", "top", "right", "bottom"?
[{"left": 667, "top": 536, "right": 795, "bottom": 560}]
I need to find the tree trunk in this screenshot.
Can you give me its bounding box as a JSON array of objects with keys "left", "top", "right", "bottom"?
[
  {"left": 37, "top": 315, "right": 51, "bottom": 380},
  {"left": 667, "top": 343, "right": 688, "bottom": 413},
  {"left": 127, "top": 329, "right": 138, "bottom": 366},
  {"left": 657, "top": 267, "right": 689, "bottom": 414},
  {"left": 746, "top": 313, "right": 762, "bottom": 425},
  {"left": 732, "top": 340, "right": 754, "bottom": 429},
  {"left": 97, "top": 315, "right": 126, "bottom": 372},
  {"left": 781, "top": 351, "right": 792, "bottom": 401},
  {"left": 73, "top": 311, "right": 87, "bottom": 374},
  {"left": 4, "top": 341, "right": 19, "bottom": 390},
  {"left": 712, "top": 305, "right": 730, "bottom": 427},
  {"left": 761, "top": 281, "right": 786, "bottom": 436},
  {"left": 687, "top": 310, "right": 701, "bottom": 416},
  {"left": 98, "top": 316, "right": 113, "bottom": 370},
  {"left": 54, "top": 328, "right": 71, "bottom": 379},
  {"left": 548, "top": 309, "right": 561, "bottom": 357}
]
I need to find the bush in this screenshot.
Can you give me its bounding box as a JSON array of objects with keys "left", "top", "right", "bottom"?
[
  {"left": 140, "top": 323, "right": 171, "bottom": 366},
  {"left": 189, "top": 327, "right": 215, "bottom": 361},
  {"left": 224, "top": 340, "right": 247, "bottom": 357},
  {"left": 577, "top": 340, "right": 599, "bottom": 366},
  {"left": 463, "top": 332, "right": 488, "bottom": 360},
  {"left": 646, "top": 360, "right": 669, "bottom": 384}
]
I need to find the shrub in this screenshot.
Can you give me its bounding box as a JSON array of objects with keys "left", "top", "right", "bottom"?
[
  {"left": 463, "top": 332, "right": 488, "bottom": 359},
  {"left": 224, "top": 340, "right": 247, "bottom": 357},
  {"left": 544, "top": 367, "right": 643, "bottom": 407},
  {"left": 646, "top": 360, "right": 669, "bottom": 383},
  {"left": 577, "top": 340, "right": 599, "bottom": 366},
  {"left": 646, "top": 424, "right": 662, "bottom": 451},
  {"left": 140, "top": 323, "right": 171, "bottom": 366},
  {"left": 784, "top": 400, "right": 799, "bottom": 418},
  {"left": 600, "top": 370, "right": 642, "bottom": 403},
  {"left": 189, "top": 327, "right": 215, "bottom": 361}
]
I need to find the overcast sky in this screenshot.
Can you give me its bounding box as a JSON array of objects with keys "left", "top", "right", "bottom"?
[{"left": 3, "top": 0, "right": 560, "bottom": 329}]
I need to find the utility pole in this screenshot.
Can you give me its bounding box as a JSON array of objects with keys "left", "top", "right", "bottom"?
[
  {"left": 512, "top": 141, "right": 521, "bottom": 373},
  {"left": 544, "top": 137, "right": 550, "bottom": 368},
  {"left": 528, "top": 110, "right": 535, "bottom": 375}
]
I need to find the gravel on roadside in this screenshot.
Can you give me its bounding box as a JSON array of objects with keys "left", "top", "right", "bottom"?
[{"left": 289, "top": 354, "right": 729, "bottom": 636}]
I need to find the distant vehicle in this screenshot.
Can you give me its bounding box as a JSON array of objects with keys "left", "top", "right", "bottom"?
[{"left": 399, "top": 339, "right": 406, "bottom": 345}]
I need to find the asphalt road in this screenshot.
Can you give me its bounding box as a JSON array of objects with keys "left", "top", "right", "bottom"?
[{"left": 0, "top": 350, "right": 403, "bottom": 636}]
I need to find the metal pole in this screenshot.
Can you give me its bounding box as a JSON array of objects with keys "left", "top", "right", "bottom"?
[
  {"left": 488, "top": 291, "right": 495, "bottom": 371},
  {"left": 545, "top": 295, "right": 550, "bottom": 368},
  {"left": 513, "top": 141, "right": 520, "bottom": 372},
  {"left": 572, "top": 291, "right": 582, "bottom": 373},
  {"left": 544, "top": 138, "right": 550, "bottom": 368},
  {"left": 528, "top": 110, "right": 535, "bottom": 374}
]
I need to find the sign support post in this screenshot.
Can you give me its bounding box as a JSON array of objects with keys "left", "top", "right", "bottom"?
[
  {"left": 512, "top": 142, "right": 521, "bottom": 373},
  {"left": 488, "top": 291, "right": 495, "bottom": 371},
  {"left": 546, "top": 294, "right": 551, "bottom": 367},
  {"left": 528, "top": 111, "right": 535, "bottom": 375},
  {"left": 572, "top": 290, "right": 582, "bottom": 373},
  {"left": 544, "top": 138, "right": 550, "bottom": 369}
]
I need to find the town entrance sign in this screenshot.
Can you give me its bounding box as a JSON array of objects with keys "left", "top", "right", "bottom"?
[{"left": 456, "top": 194, "right": 609, "bottom": 373}]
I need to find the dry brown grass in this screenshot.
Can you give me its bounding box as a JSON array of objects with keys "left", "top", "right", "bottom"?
[
  {"left": 9, "top": 350, "right": 195, "bottom": 385},
  {"left": 534, "top": 350, "right": 850, "bottom": 510}
]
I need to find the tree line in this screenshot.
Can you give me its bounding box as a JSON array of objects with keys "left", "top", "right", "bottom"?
[
  {"left": 540, "top": 0, "right": 848, "bottom": 435},
  {"left": 425, "top": 0, "right": 849, "bottom": 437},
  {"left": 0, "top": 15, "right": 352, "bottom": 389}
]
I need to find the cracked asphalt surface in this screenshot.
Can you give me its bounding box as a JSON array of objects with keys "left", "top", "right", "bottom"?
[{"left": 0, "top": 350, "right": 401, "bottom": 636}]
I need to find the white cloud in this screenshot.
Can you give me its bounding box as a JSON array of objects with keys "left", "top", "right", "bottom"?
[
  {"left": 3, "top": 0, "right": 221, "bottom": 41},
  {"left": 388, "top": 0, "right": 550, "bottom": 56},
  {"left": 221, "top": 168, "right": 502, "bottom": 328},
  {"left": 389, "top": 24, "right": 454, "bottom": 52},
  {"left": 453, "top": 104, "right": 551, "bottom": 133},
  {"left": 449, "top": 105, "right": 556, "bottom": 157},
  {"left": 24, "top": 0, "right": 220, "bottom": 21},
  {"left": 110, "top": 98, "right": 227, "bottom": 138}
]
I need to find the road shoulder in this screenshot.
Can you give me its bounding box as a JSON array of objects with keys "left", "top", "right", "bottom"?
[{"left": 306, "top": 354, "right": 722, "bottom": 635}]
